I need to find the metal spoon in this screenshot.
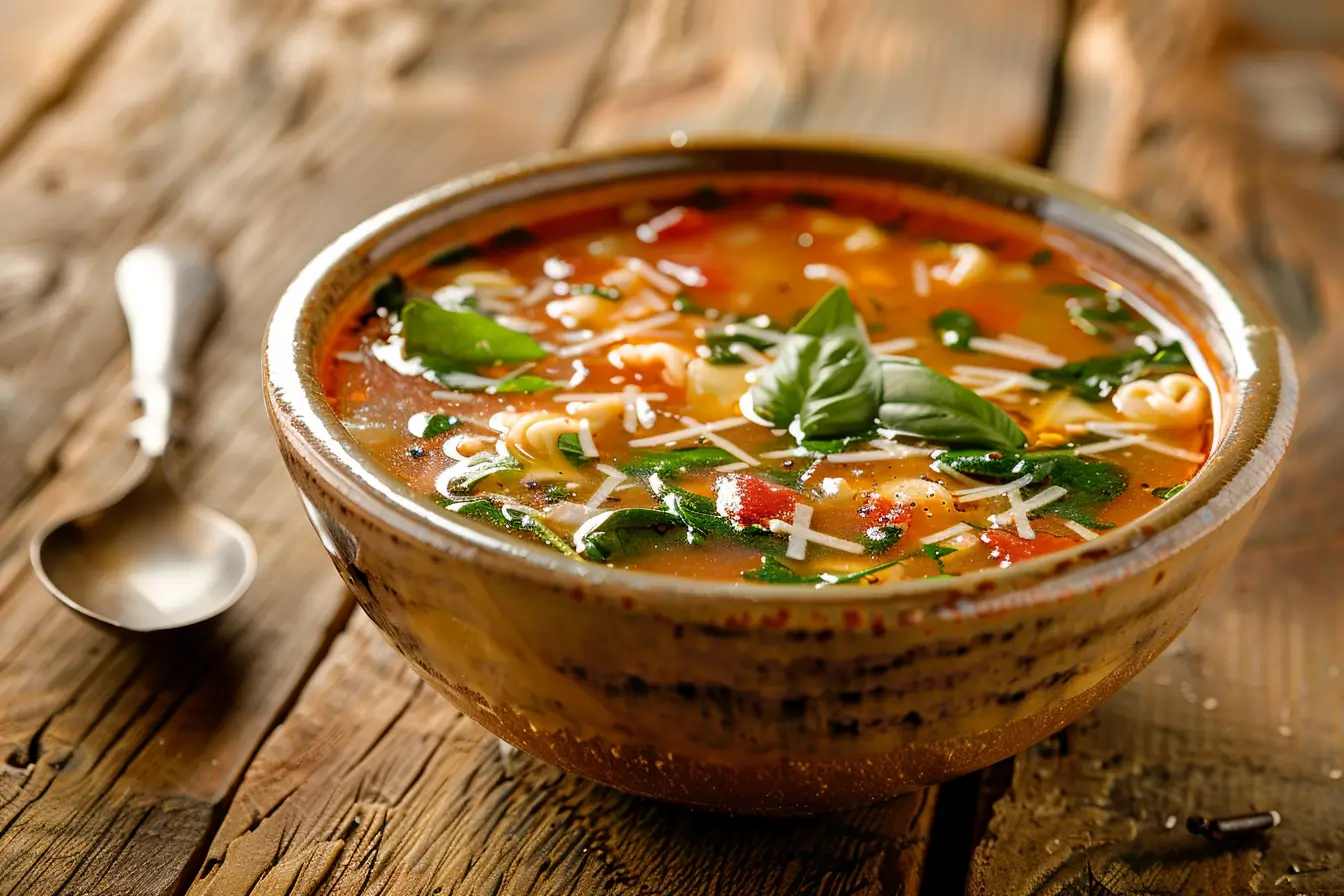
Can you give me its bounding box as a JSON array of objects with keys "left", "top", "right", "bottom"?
[{"left": 30, "top": 246, "right": 257, "bottom": 632}]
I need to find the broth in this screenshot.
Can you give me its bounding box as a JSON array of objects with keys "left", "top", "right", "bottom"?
[{"left": 322, "top": 184, "right": 1212, "bottom": 585}]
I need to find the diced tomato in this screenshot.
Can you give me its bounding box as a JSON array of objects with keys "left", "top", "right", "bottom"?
[
  {"left": 714, "top": 474, "right": 797, "bottom": 529},
  {"left": 858, "top": 493, "right": 913, "bottom": 528},
  {"left": 980, "top": 529, "right": 1071, "bottom": 567},
  {"left": 637, "top": 206, "right": 709, "bottom": 242}
]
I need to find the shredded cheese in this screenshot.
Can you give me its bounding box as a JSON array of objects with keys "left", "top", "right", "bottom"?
[
  {"left": 628, "top": 417, "right": 748, "bottom": 448},
  {"left": 729, "top": 342, "right": 773, "bottom": 366},
  {"left": 1074, "top": 434, "right": 1148, "bottom": 456},
  {"left": 679, "top": 415, "right": 760, "bottom": 466},
  {"left": 521, "top": 278, "right": 557, "bottom": 306},
  {"left": 912, "top": 259, "right": 931, "bottom": 297},
  {"left": 430, "top": 389, "right": 473, "bottom": 402},
  {"left": 585, "top": 464, "right": 628, "bottom": 508},
  {"left": 990, "top": 486, "right": 1067, "bottom": 526},
  {"left": 554, "top": 311, "right": 682, "bottom": 358},
  {"left": 965, "top": 337, "right": 1067, "bottom": 368},
  {"left": 626, "top": 258, "right": 682, "bottom": 295},
  {"left": 715, "top": 462, "right": 751, "bottom": 472},
  {"left": 656, "top": 259, "right": 707, "bottom": 288},
  {"left": 723, "top": 323, "right": 784, "bottom": 345},
  {"left": 1062, "top": 519, "right": 1100, "bottom": 541},
  {"left": 871, "top": 337, "right": 918, "bottom": 355},
  {"left": 803, "top": 263, "right": 851, "bottom": 286},
  {"left": 953, "top": 473, "right": 1034, "bottom": 501},
  {"left": 577, "top": 419, "right": 599, "bottom": 458},
  {"left": 1004, "top": 486, "right": 1036, "bottom": 539},
  {"left": 333, "top": 350, "right": 365, "bottom": 363},
  {"left": 920, "top": 523, "right": 973, "bottom": 545},
  {"left": 769, "top": 505, "right": 864, "bottom": 560}
]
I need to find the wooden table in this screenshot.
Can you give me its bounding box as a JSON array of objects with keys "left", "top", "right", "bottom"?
[{"left": 1, "top": 1, "right": 1341, "bottom": 893}]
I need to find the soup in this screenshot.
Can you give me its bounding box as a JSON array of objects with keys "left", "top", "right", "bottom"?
[{"left": 321, "top": 183, "right": 1213, "bottom": 585}]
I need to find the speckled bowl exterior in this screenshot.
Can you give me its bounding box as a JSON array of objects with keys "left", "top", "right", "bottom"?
[{"left": 263, "top": 138, "right": 1296, "bottom": 815}]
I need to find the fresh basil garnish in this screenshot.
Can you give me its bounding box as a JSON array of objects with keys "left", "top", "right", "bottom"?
[
  {"left": 409, "top": 412, "right": 460, "bottom": 438},
  {"left": 878, "top": 357, "right": 1027, "bottom": 451},
  {"left": 749, "top": 287, "right": 884, "bottom": 439},
  {"left": 937, "top": 449, "right": 1126, "bottom": 528},
  {"left": 401, "top": 300, "right": 548, "bottom": 370},
  {"left": 574, "top": 508, "right": 685, "bottom": 561},
  {"left": 1031, "top": 341, "right": 1190, "bottom": 401},
  {"left": 922, "top": 543, "right": 956, "bottom": 572},
  {"left": 443, "top": 499, "right": 577, "bottom": 557},
  {"left": 742, "top": 555, "right": 900, "bottom": 585},
  {"left": 1152, "top": 483, "right": 1186, "bottom": 500},
  {"left": 438, "top": 451, "right": 522, "bottom": 493},
  {"left": 673, "top": 294, "right": 706, "bottom": 315},
  {"left": 704, "top": 325, "right": 781, "bottom": 365},
  {"left": 861, "top": 525, "right": 905, "bottom": 554},
  {"left": 1028, "top": 249, "right": 1054, "bottom": 267},
  {"left": 1045, "top": 283, "right": 1108, "bottom": 299},
  {"left": 930, "top": 309, "right": 981, "bottom": 351},
  {"left": 618, "top": 446, "right": 736, "bottom": 477},
  {"left": 557, "top": 433, "right": 593, "bottom": 467},
  {"left": 430, "top": 371, "right": 564, "bottom": 394}
]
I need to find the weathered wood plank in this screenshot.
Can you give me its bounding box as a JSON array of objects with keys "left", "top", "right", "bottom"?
[
  {"left": 189, "top": 613, "right": 936, "bottom": 896},
  {"left": 971, "top": 2, "right": 1344, "bottom": 892},
  {"left": 0, "top": 1, "right": 624, "bottom": 894},
  {"left": 188, "top": 3, "right": 1066, "bottom": 894}
]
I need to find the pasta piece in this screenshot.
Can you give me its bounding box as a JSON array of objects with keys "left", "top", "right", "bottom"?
[
  {"left": 546, "top": 295, "right": 609, "bottom": 327},
  {"left": 608, "top": 342, "right": 694, "bottom": 386},
  {"left": 1113, "top": 373, "right": 1209, "bottom": 430},
  {"left": 685, "top": 358, "right": 751, "bottom": 418},
  {"left": 490, "top": 399, "right": 624, "bottom": 478}
]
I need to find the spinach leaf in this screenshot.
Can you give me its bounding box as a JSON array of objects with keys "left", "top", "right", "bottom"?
[
  {"left": 930, "top": 309, "right": 981, "bottom": 351},
  {"left": 878, "top": 358, "right": 1028, "bottom": 450},
  {"left": 437, "top": 451, "right": 522, "bottom": 493},
  {"left": 1031, "top": 341, "right": 1190, "bottom": 401},
  {"left": 573, "top": 508, "right": 684, "bottom": 562},
  {"left": 409, "top": 412, "right": 459, "bottom": 438},
  {"left": 1045, "top": 283, "right": 1108, "bottom": 299},
  {"left": 443, "top": 499, "right": 577, "bottom": 557},
  {"left": 1152, "top": 483, "right": 1186, "bottom": 500},
  {"left": 922, "top": 543, "right": 956, "bottom": 573},
  {"left": 372, "top": 274, "right": 407, "bottom": 314},
  {"left": 618, "top": 446, "right": 735, "bottom": 477},
  {"left": 799, "top": 433, "right": 878, "bottom": 455},
  {"left": 862, "top": 525, "right": 905, "bottom": 553},
  {"left": 937, "top": 449, "right": 1126, "bottom": 527},
  {"left": 742, "top": 556, "right": 901, "bottom": 585},
  {"left": 673, "top": 294, "right": 706, "bottom": 315},
  {"left": 430, "top": 370, "right": 564, "bottom": 394},
  {"left": 401, "top": 300, "right": 548, "bottom": 369},
  {"left": 1028, "top": 249, "right": 1054, "bottom": 267},
  {"left": 427, "top": 244, "right": 481, "bottom": 267},
  {"left": 752, "top": 330, "right": 883, "bottom": 438},
  {"left": 557, "top": 433, "right": 593, "bottom": 467},
  {"left": 704, "top": 326, "right": 780, "bottom": 365},
  {"left": 652, "top": 480, "right": 737, "bottom": 538}
]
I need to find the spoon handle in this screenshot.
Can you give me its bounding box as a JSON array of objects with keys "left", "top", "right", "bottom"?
[{"left": 114, "top": 246, "right": 223, "bottom": 458}]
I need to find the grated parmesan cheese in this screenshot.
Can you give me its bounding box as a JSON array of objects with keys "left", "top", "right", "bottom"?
[
  {"left": 577, "top": 419, "right": 599, "bottom": 458},
  {"left": 920, "top": 523, "right": 973, "bottom": 545},
  {"left": 966, "top": 336, "right": 1067, "bottom": 368},
  {"left": 1062, "top": 519, "right": 1100, "bottom": 541},
  {"left": 585, "top": 464, "right": 628, "bottom": 508}
]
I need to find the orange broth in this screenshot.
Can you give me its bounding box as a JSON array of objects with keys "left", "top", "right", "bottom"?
[{"left": 322, "top": 185, "right": 1212, "bottom": 585}]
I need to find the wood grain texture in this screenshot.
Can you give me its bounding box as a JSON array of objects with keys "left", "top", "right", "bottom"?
[
  {"left": 0, "top": 1, "right": 623, "bottom": 894},
  {"left": 189, "top": 614, "right": 935, "bottom": 896},
  {"left": 971, "top": 2, "right": 1344, "bottom": 892}
]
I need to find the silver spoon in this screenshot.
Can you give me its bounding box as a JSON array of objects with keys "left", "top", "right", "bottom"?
[{"left": 30, "top": 245, "right": 257, "bottom": 632}]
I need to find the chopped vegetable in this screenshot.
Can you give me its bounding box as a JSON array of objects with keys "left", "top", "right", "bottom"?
[
  {"left": 742, "top": 555, "right": 899, "bottom": 585},
  {"left": 443, "top": 499, "right": 577, "bottom": 556},
  {"left": 930, "top": 309, "right": 981, "bottom": 351},
  {"left": 402, "top": 300, "right": 548, "bottom": 370},
  {"left": 1032, "top": 342, "right": 1191, "bottom": 401}
]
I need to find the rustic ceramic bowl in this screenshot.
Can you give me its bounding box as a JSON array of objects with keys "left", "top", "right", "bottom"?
[{"left": 263, "top": 137, "right": 1296, "bottom": 815}]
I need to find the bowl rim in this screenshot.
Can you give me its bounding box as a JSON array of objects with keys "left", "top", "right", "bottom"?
[{"left": 263, "top": 134, "right": 1297, "bottom": 615}]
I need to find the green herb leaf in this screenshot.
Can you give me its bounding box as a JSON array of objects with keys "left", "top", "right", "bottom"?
[
  {"left": 673, "top": 294, "right": 706, "bottom": 315},
  {"left": 862, "top": 525, "right": 905, "bottom": 554},
  {"left": 1028, "top": 249, "right": 1054, "bottom": 267},
  {"left": 650, "top": 477, "right": 785, "bottom": 552},
  {"left": 428, "top": 244, "right": 481, "bottom": 267},
  {"left": 430, "top": 371, "right": 564, "bottom": 394},
  {"left": 401, "top": 300, "right": 548, "bottom": 369},
  {"left": 791, "top": 285, "right": 864, "bottom": 338},
  {"left": 557, "top": 433, "right": 593, "bottom": 467},
  {"left": 443, "top": 499, "right": 577, "bottom": 557},
  {"left": 937, "top": 448, "right": 1126, "bottom": 528},
  {"left": 1152, "top": 483, "right": 1187, "bottom": 500},
  {"left": 752, "top": 330, "right": 884, "bottom": 439},
  {"left": 704, "top": 326, "right": 780, "bottom": 365},
  {"left": 437, "top": 451, "right": 522, "bottom": 493},
  {"left": 617, "top": 446, "right": 736, "bottom": 477},
  {"left": 1045, "top": 283, "right": 1108, "bottom": 299},
  {"left": 1031, "top": 341, "right": 1191, "bottom": 401},
  {"left": 408, "top": 412, "right": 459, "bottom": 438},
  {"left": 742, "top": 555, "right": 900, "bottom": 585},
  {"left": 372, "top": 274, "right": 407, "bottom": 314},
  {"left": 878, "top": 357, "right": 1028, "bottom": 450},
  {"left": 930, "top": 309, "right": 981, "bottom": 351},
  {"left": 573, "top": 508, "right": 685, "bottom": 562},
  {"left": 922, "top": 543, "right": 957, "bottom": 573}
]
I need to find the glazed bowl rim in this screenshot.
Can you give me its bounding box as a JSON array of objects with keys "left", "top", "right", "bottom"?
[{"left": 263, "top": 134, "right": 1297, "bottom": 614}]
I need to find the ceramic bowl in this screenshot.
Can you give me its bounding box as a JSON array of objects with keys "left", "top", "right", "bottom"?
[{"left": 263, "top": 137, "right": 1296, "bottom": 815}]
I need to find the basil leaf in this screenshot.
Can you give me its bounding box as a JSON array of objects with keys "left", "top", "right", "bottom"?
[
  {"left": 704, "top": 327, "right": 780, "bottom": 365},
  {"left": 651, "top": 478, "right": 785, "bottom": 552},
  {"left": 930, "top": 309, "right": 981, "bottom": 351},
  {"left": 1031, "top": 341, "right": 1190, "bottom": 401},
  {"left": 742, "top": 555, "right": 900, "bottom": 585},
  {"left": 1152, "top": 483, "right": 1186, "bottom": 500},
  {"left": 752, "top": 332, "right": 883, "bottom": 439},
  {"left": 862, "top": 525, "right": 905, "bottom": 554},
  {"left": 618, "top": 446, "right": 735, "bottom": 477},
  {"left": 438, "top": 451, "right": 522, "bottom": 493},
  {"left": 878, "top": 358, "right": 1027, "bottom": 450},
  {"left": 1028, "top": 249, "right": 1054, "bottom": 267},
  {"left": 573, "top": 508, "right": 684, "bottom": 562},
  {"left": 798, "top": 433, "right": 877, "bottom": 455},
  {"left": 1045, "top": 283, "right": 1108, "bottom": 299},
  {"left": 936, "top": 449, "right": 1126, "bottom": 528},
  {"left": 408, "top": 412, "right": 459, "bottom": 438},
  {"left": 402, "top": 300, "right": 548, "bottom": 368},
  {"left": 443, "top": 499, "right": 577, "bottom": 557},
  {"left": 557, "top": 433, "right": 593, "bottom": 467},
  {"left": 428, "top": 244, "right": 481, "bottom": 267},
  {"left": 372, "top": 274, "right": 407, "bottom": 314},
  {"left": 790, "top": 285, "right": 864, "bottom": 338},
  {"left": 922, "top": 543, "right": 956, "bottom": 573},
  {"left": 430, "top": 371, "right": 564, "bottom": 394},
  {"left": 673, "top": 294, "right": 705, "bottom": 314}
]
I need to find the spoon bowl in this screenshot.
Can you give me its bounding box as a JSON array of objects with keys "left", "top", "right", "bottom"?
[{"left": 30, "top": 245, "right": 256, "bottom": 632}]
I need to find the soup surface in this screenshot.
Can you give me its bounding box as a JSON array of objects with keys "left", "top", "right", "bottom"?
[{"left": 323, "top": 183, "right": 1213, "bottom": 585}]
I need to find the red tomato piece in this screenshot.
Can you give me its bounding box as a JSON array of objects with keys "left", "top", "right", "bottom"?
[
  {"left": 980, "top": 529, "right": 1071, "bottom": 567},
  {"left": 858, "top": 493, "right": 913, "bottom": 528},
  {"left": 637, "top": 206, "right": 709, "bottom": 242},
  {"left": 713, "top": 474, "right": 797, "bottom": 529}
]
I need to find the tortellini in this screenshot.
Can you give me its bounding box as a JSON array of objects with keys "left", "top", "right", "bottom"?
[
  {"left": 607, "top": 342, "right": 694, "bottom": 386},
  {"left": 1113, "top": 373, "right": 1209, "bottom": 430},
  {"left": 490, "top": 398, "right": 624, "bottom": 478}
]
